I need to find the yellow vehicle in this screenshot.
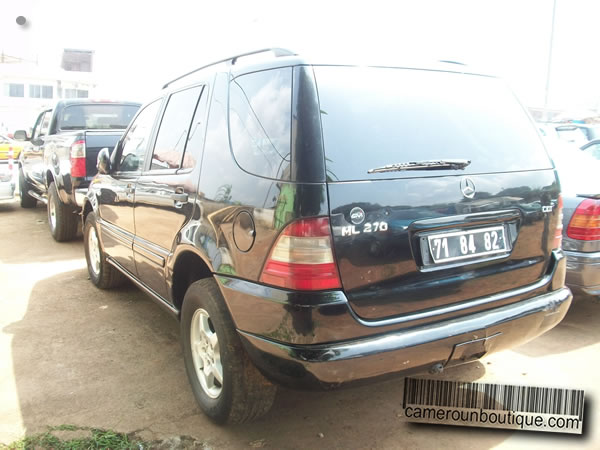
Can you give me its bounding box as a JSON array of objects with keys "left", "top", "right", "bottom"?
[{"left": 0, "top": 134, "right": 23, "bottom": 161}]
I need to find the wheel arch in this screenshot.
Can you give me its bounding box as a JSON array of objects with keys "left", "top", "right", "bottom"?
[
  {"left": 169, "top": 246, "right": 215, "bottom": 314},
  {"left": 45, "top": 169, "right": 55, "bottom": 188},
  {"left": 82, "top": 198, "right": 94, "bottom": 223}
]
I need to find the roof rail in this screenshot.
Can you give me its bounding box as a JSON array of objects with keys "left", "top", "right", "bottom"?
[{"left": 162, "top": 48, "right": 297, "bottom": 89}]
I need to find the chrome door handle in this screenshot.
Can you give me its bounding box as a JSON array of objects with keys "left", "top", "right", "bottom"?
[{"left": 126, "top": 184, "right": 135, "bottom": 194}]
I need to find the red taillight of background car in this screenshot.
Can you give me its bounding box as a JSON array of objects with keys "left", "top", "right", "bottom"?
[
  {"left": 70, "top": 139, "right": 86, "bottom": 177},
  {"left": 260, "top": 217, "right": 342, "bottom": 291},
  {"left": 553, "top": 195, "right": 564, "bottom": 249},
  {"left": 566, "top": 198, "right": 600, "bottom": 241},
  {"left": 8, "top": 147, "right": 13, "bottom": 172}
]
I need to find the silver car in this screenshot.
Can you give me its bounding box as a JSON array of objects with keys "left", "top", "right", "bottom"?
[{"left": 547, "top": 141, "right": 600, "bottom": 296}]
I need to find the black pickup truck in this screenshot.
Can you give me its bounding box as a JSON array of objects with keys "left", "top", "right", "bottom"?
[{"left": 15, "top": 99, "right": 140, "bottom": 241}]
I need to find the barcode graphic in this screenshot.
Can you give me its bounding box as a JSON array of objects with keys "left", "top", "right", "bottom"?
[{"left": 403, "top": 378, "right": 584, "bottom": 420}]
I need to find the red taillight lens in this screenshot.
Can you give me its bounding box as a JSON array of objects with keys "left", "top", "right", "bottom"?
[
  {"left": 566, "top": 198, "right": 600, "bottom": 241},
  {"left": 8, "top": 147, "right": 13, "bottom": 171},
  {"left": 553, "top": 195, "right": 563, "bottom": 249},
  {"left": 260, "top": 217, "right": 342, "bottom": 291},
  {"left": 70, "top": 139, "right": 86, "bottom": 177}
]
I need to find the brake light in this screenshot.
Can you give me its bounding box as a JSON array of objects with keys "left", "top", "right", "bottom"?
[
  {"left": 8, "top": 147, "right": 13, "bottom": 172},
  {"left": 70, "top": 139, "right": 86, "bottom": 177},
  {"left": 260, "top": 217, "right": 342, "bottom": 291},
  {"left": 566, "top": 198, "right": 600, "bottom": 241},
  {"left": 552, "top": 195, "right": 563, "bottom": 249}
]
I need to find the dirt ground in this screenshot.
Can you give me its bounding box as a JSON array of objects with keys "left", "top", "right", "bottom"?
[{"left": 1, "top": 200, "right": 599, "bottom": 449}]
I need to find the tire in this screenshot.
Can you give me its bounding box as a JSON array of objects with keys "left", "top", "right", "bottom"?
[
  {"left": 18, "top": 168, "right": 37, "bottom": 208},
  {"left": 47, "top": 181, "right": 78, "bottom": 241},
  {"left": 181, "top": 279, "right": 277, "bottom": 424},
  {"left": 84, "top": 212, "right": 127, "bottom": 289}
]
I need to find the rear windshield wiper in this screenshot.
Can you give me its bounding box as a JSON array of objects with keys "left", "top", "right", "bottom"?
[{"left": 368, "top": 159, "right": 471, "bottom": 174}]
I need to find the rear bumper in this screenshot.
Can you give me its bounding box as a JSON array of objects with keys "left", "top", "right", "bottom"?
[
  {"left": 217, "top": 250, "right": 572, "bottom": 389},
  {"left": 564, "top": 249, "right": 600, "bottom": 296},
  {"left": 239, "top": 288, "right": 571, "bottom": 389}
]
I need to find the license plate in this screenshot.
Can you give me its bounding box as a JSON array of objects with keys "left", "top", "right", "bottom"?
[{"left": 427, "top": 226, "right": 508, "bottom": 264}]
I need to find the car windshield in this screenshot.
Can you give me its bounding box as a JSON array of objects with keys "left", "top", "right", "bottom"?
[{"left": 59, "top": 104, "right": 139, "bottom": 130}]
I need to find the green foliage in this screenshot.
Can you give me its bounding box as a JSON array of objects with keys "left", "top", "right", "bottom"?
[{"left": 1, "top": 425, "right": 146, "bottom": 450}]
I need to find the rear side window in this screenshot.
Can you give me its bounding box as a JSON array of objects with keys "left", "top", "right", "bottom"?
[
  {"left": 150, "top": 85, "right": 203, "bottom": 170},
  {"left": 229, "top": 68, "right": 292, "bottom": 180},
  {"left": 315, "top": 66, "right": 552, "bottom": 181}
]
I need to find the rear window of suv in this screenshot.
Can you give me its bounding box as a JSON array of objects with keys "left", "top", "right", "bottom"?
[{"left": 314, "top": 66, "right": 552, "bottom": 181}]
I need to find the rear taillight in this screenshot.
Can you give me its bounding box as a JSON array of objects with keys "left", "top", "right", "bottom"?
[
  {"left": 70, "top": 139, "right": 86, "bottom": 178},
  {"left": 8, "top": 147, "right": 13, "bottom": 172},
  {"left": 260, "top": 217, "right": 342, "bottom": 291},
  {"left": 553, "top": 195, "right": 564, "bottom": 249},
  {"left": 566, "top": 198, "right": 600, "bottom": 241}
]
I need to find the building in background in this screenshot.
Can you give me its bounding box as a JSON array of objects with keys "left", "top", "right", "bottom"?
[{"left": 0, "top": 49, "right": 97, "bottom": 135}]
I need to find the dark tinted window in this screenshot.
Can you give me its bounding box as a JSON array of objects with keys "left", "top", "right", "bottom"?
[
  {"left": 229, "top": 68, "right": 292, "bottom": 180},
  {"left": 118, "top": 100, "right": 161, "bottom": 172},
  {"left": 315, "top": 66, "right": 552, "bottom": 181},
  {"left": 181, "top": 86, "right": 209, "bottom": 170},
  {"left": 150, "top": 86, "right": 203, "bottom": 170},
  {"left": 59, "top": 104, "right": 139, "bottom": 130}
]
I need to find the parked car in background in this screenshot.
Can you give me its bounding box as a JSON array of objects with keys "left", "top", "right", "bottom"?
[
  {"left": 0, "top": 134, "right": 22, "bottom": 201},
  {"left": 574, "top": 123, "right": 600, "bottom": 142},
  {"left": 539, "top": 122, "right": 600, "bottom": 146},
  {"left": 546, "top": 141, "right": 600, "bottom": 296},
  {"left": 0, "top": 134, "right": 23, "bottom": 162},
  {"left": 0, "top": 149, "right": 16, "bottom": 201},
  {"left": 581, "top": 139, "right": 600, "bottom": 160},
  {"left": 83, "top": 49, "right": 571, "bottom": 424},
  {"left": 15, "top": 99, "right": 140, "bottom": 240}
]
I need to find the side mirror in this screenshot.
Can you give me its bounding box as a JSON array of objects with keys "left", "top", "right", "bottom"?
[
  {"left": 97, "top": 147, "right": 111, "bottom": 174},
  {"left": 14, "top": 130, "right": 29, "bottom": 141}
]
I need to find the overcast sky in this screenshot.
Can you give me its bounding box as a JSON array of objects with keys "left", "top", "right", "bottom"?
[{"left": 2, "top": 0, "right": 600, "bottom": 111}]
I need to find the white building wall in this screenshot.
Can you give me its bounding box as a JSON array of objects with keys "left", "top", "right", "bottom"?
[{"left": 0, "top": 62, "right": 96, "bottom": 134}]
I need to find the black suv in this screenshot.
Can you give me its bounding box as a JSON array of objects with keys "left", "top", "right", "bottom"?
[{"left": 82, "top": 48, "right": 572, "bottom": 424}]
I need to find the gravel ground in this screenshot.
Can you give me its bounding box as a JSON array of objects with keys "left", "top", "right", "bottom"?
[{"left": 1, "top": 200, "right": 598, "bottom": 449}]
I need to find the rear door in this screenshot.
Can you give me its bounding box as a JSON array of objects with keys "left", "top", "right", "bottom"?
[
  {"left": 133, "top": 84, "right": 208, "bottom": 300},
  {"left": 95, "top": 100, "right": 162, "bottom": 274},
  {"left": 315, "top": 66, "right": 561, "bottom": 321}
]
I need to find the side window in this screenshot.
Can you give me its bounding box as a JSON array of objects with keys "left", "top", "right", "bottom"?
[
  {"left": 150, "top": 86, "right": 203, "bottom": 170},
  {"left": 179, "top": 85, "right": 209, "bottom": 170},
  {"left": 32, "top": 111, "right": 50, "bottom": 140},
  {"left": 40, "top": 112, "right": 51, "bottom": 136},
  {"left": 118, "top": 100, "right": 161, "bottom": 172},
  {"left": 229, "top": 67, "right": 292, "bottom": 180}
]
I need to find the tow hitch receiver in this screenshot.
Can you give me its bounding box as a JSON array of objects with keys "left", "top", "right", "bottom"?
[{"left": 446, "top": 332, "right": 502, "bottom": 367}]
